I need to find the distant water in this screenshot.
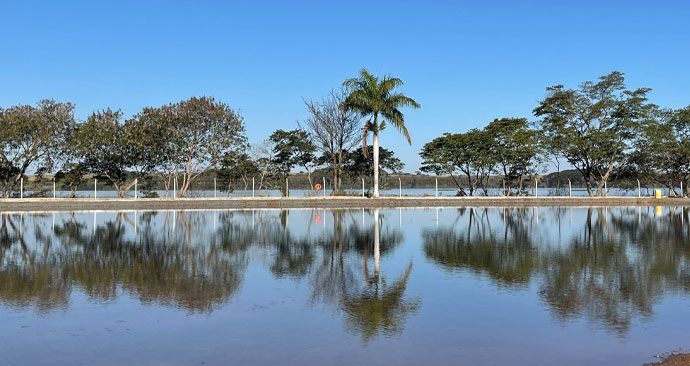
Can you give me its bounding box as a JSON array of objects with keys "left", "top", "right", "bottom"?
[
  {"left": 1, "top": 207, "right": 689, "bottom": 365},
  {"left": 21, "top": 186, "right": 679, "bottom": 198}
]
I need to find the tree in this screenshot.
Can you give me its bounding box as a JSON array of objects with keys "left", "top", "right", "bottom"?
[
  {"left": 341, "top": 69, "right": 420, "bottom": 197},
  {"left": 344, "top": 145, "right": 404, "bottom": 192},
  {"left": 0, "top": 100, "right": 75, "bottom": 197},
  {"left": 217, "top": 151, "right": 259, "bottom": 195},
  {"left": 533, "top": 71, "right": 655, "bottom": 196},
  {"left": 633, "top": 106, "right": 690, "bottom": 196},
  {"left": 155, "top": 97, "right": 247, "bottom": 197},
  {"left": 268, "top": 129, "right": 317, "bottom": 196},
  {"left": 301, "top": 90, "right": 361, "bottom": 193},
  {"left": 72, "top": 109, "right": 141, "bottom": 198},
  {"left": 54, "top": 163, "right": 88, "bottom": 198},
  {"left": 484, "top": 118, "right": 544, "bottom": 195},
  {"left": 420, "top": 130, "right": 496, "bottom": 196}
]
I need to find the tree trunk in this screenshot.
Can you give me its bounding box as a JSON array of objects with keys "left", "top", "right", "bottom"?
[{"left": 373, "top": 131, "right": 380, "bottom": 198}]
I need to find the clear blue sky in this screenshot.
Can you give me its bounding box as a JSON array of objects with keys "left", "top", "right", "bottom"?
[{"left": 2, "top": 1, "right": 689, "bottom": 171}]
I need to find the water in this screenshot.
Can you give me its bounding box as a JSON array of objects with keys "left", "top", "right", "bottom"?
[
  {"left": 1, "top": 207, "right": 689, "bottom": 365},
  {"left": 21, "top": 186, "right": 680, "bottom": 198}
]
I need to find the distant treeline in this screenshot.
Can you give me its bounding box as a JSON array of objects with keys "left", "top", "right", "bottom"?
[{"left": 2, "top": 72, "right": 689, "bottom": 198}]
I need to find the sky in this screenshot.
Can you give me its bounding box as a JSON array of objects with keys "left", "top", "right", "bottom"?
[{"left": 2, "top": 0, "right": 689, "bottom": 172}]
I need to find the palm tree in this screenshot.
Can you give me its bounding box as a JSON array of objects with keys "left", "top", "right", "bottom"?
[{"left": 341, "top": 69, "right": 420, "bottom": 197}]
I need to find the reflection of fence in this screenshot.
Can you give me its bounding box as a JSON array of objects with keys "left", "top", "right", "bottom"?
[{"left": 7, "top": 174, "right": 686, "bottom": 199}]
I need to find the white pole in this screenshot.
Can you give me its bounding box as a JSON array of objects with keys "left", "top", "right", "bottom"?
[
  {"left": 362, "top": 178, "right": 365, "bottom": 198},
  {"left": 214, "top": 178, "right": 217, "bottom": 198},
  {"left": 435, "top": 178, "right": 438, "bottom": 197},
  {"left": 637, "top": 179, "right": 641, "bottom": 198},
  {"left": 568, "top": 179, "right": 572, "bottom": 197},
  {"left": 502, "top": 179, "right": 505, "bottom": 196},
  {"left": 323, "top": 177, "right": 326, "bottom": 197},
  {"left": 252, "top": 177, "right": 255, "bottom": 198},
  {"left": 399, "top": 177, "right": 402, "bottom": 197},
  {"left": 173, "top": 177, "right": 176, "bottom": 199},
  {"left": 20, "top": 177, "right": 23, "bottom": 198},
  {"left": 94, "top": 179, "right": 97, "bottom": 199},
  {"left": 53, "top": 178, "right": 56, "bottom": 199},
  {"left": 682, "top": 181, "right": 684, "bottom": 197},
  {"left": 286, "top": 177, "right": 289, "bottom": 197},
  {"left": 135, "top": 178, "right": 138, "bottom": 199},
  {"left": 535, "top": 178, "right": 538, "bottom": 197}
]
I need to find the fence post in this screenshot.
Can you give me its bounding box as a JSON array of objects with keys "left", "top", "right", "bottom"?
[
  {"left": 286, "top": 177, "right": 289, "bottom": 197},
  {"left": 568, "top": 179, "right": 572, "bottom": 197},
  {"left": 94, "top": 179, "right": 97, "bottom": 199},
  {"left": 362, "top": 178, "right": 365, "bottom": 198},
  {"left": 252, "top": 177, "right": 255, "bottom": 198},
  {"left": 323, "top": 177, "right": 326, "bottom": 197},
  {"left": 682, "top": 181, "right": 684, "bottom": 197},
  {"left": 173, "top": 177, "right": 176, "bottom": 199},
  {"left": 214, "top": 178, "right": 217, "bottom": 198},
  {"left": 399, "top": 177, "right": 402, "bottom": 197},
  {"left": 435, "top": 178, "right": 438, "bottom": 197},
  {"left": 20, "top": 177, "right": 23, "bottom": 198},
  {"left": 53, "top": 177, "right": 56, "bottom": 199},
  {"left": 535, "top": 178, "right": 538, "bottom": 197},
  {"left": 637, "top": 179, "right": 641, "bottom": 198},
  {"left": 135, "top": 178, "right": 138, "bottom": 199}
]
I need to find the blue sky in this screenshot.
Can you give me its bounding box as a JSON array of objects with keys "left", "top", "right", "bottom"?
[{"left": 2, "top": 1, "right": 689, "bottom": 171}]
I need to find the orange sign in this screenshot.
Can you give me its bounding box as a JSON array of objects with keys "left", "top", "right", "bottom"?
[
  {"left": 315, "top": 214, "right": 322, "bottom": 223},
  {"left": 315, "top": 183, "right": 322, "bottom": 191}
]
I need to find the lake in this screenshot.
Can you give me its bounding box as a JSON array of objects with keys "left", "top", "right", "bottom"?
[{"left": 1, "top": 207, "right": 689, "bottom": 365}]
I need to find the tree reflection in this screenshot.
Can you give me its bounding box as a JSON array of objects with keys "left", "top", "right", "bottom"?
[
  {"left": 0, "top": 209, "right": 418, "bottom": 342},
  {"left": 423, "top": 207, "right": 690, "bottom": 335},
  {"left": 0, "top": 211, "right": 249, "bottom": 313}
]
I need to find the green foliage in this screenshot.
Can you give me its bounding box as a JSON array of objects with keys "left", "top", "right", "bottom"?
[
  {"left": 344, "top": 145, "right": 404, "bottom": 190},
  {"left": 0, "top": 100, "right": 75, "bottom": 197},
  {"left": 485, "top": 118, "right": 544, "bottom": 195},
  {"left": 71, "top": 108, "right": 136, "bottom": 197},
  {"left": 341, "top": 69, "right": 419, "bottom": 196},
  {"left": 534, "top": 71, "right": 656, "bottom": 196},
  {"left": 268, "top": 129, "right": 317, "bottom": 195},
  {"left": 420, "top": 129, "right": 496, "bottom": 195},
  {"left": 217, "top": 151, "right": 259, "bottom": 193}
]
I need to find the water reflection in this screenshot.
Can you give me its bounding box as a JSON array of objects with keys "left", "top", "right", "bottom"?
[
  {"left": 0, "top": 209, "right": 418, "bottom": 341},
  {"left": 423, "top": 207, "right": 690, "bottom": 335}
]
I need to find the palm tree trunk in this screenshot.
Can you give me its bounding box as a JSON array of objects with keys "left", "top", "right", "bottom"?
[{"left": 373, "top": 131, "right": 380, "bottom": 197}]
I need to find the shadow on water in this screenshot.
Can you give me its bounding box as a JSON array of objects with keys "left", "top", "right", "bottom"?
[{"left": 423, "top": 206, "right": 690, "bottom": 336}]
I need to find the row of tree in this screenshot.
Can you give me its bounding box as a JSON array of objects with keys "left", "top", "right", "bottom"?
[
  {"left": 2, "top": 70, "right": 688, "bottom": 198},
  {"left": 421, "top": 71, "right": 690, "bottom": 196},
  {"left": 0, "top": 71, "right": 411, "bottom": 198}
]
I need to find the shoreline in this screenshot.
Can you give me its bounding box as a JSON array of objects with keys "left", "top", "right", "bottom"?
[{"left": 1, "top": 196, "right": 690, "bottom": 211}]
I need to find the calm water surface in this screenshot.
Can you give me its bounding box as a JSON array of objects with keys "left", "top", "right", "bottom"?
[{"left": 1, "top": 207, "right": 689, "bottom": 365}]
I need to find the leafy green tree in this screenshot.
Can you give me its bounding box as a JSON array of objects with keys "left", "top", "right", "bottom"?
[
  {"left": 633, "top": 106, "right": 690, "bottom": 196},
  {"left": 420, "top": 129, "right": 496, "bottom": 195},
  {"left": 484, "top": 118, "right": 544, "bottom": 195},
  {"left": 0, "top": 100, "right": 75, "bottom": 197},
  {"left": 344, "top": 145, "right": 404, "bottom": 192},
  {"left": 341, "top": 69, "right": 420, "bottom": 197},
  {"left": 152, "top": 97, "right": 247, "bottom": 197},
  {"left": 72, "top": 109, "right": 141, "bottom": 197},
  {"left": 269, "top": 129, "right": 317, "bottom": 196},
  {"left": 217, "top": 151, "right": 259, "bottom": 195},
  {"left": 54, "top": 163, "right": 88, "bottom": 198},
  {"left": 533, "top": 71, "right": 655, "bottom": 196}
]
